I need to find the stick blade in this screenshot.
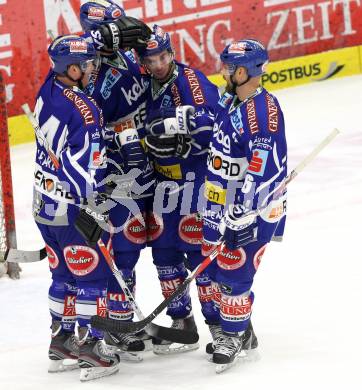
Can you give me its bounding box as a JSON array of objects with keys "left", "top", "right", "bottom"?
[{"left": 4, "top": 247, "right": 47, "bottom": 263}]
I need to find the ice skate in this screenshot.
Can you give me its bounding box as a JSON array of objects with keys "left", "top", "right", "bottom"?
[
  {"left": 207, "top": 321, "right": 258, "bottom": 356},
  {"left": 213, "top": 324, "right": 259, "bottom": 373},
  {"left": 48, "top": 320, "right": 79, "bottom": 373},
  {"left": 77, "top": 327, "right": 120, "bottom": 382},
  {"left": 153, "top": 314, "right": 199, "bottom": 355},
  {"left": 104, "top": 331, "right": 145, "bottom": 362}
]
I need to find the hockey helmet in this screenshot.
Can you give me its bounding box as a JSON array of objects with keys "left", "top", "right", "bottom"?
[
  {"left": 48, "top": 35, "right": 97, "bottom": 75},
  {"left": 137, "top": 25, "right": 173, "bottom": 58},
  {"left": 220, "top": 39, "right": 269, "bottom": 78},
  {"left": 80, "top": 0, "right": 125, "bottom": 31}
]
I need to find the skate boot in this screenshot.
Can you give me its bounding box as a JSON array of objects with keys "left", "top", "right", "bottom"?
[
  {"left": 153, "top": 314, "right": 200, "bottom": 355},
  {"left": 213, "top": 323, "right": 259, "bottom": 373},
  {"left": 205, "top": 323, "right": 223, "bottom": 356},
  {"left": 135, "top": 329, "right": 153, "bottom": 352},
  {"left": 48, "top": 320, "right": 79, "bottom": 373},
  {"left": 213, "top": 332, "right": 243, "bottom": 373},
  {"left": 206, "top": 321, "right": 258, "bottom": 355},
  {"left": 77, "top": 327, "right": 120, "bottom": 382},
  {"left": 104, "top": 331, "right": 145, "bottom": 362}
]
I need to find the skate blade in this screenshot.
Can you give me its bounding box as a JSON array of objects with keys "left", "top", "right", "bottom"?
[
  {"left": 153, "top": 342, "right": 199, "bottom": 355},
  {"left": 48, "top": 358, "right": 79, "bottom": 373},
  {"left": 80, "top": 364, "right": 119, "bottom": 382},
  {"left": 107, "top": 345, "right": 143, "bottom": 362},
  {"left": 215, "top": 349, "right": 260, "bottom": 374},
  {"left": 143, "top": 338, "right": 153, "bottom": 352}
]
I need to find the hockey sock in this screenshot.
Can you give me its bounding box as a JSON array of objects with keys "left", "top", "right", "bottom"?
[
  {"left": 76, "top": 279, "right": 108, "bottom": 339},
  {"left": 48, "top": 277, "right": 77, "bottom": 332},
  {"left": 152, "top": 248, "right": 192, "bottom": 318},
  {"left": 107, "top": 268, "right": 135, "bottom": 321}
]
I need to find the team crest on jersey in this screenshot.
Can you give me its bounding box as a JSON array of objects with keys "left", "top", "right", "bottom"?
[
  {"left": 178, "top": 214, "right": 203, "bottom": 245},
  {"left": 101, "top": 67, "right": 122, "bottom": 100},
  {"left": 64, "top": 246, "right": 99, "bottom": 276},
  {"left": 88, "top": 6, "right": 105, "bottom": 20},
  {"left": 230, "top": 107, "right": 243, "bottom": 134},
  {"left": 218, "top": 92, "right": 233, "bottom": 108},
  {"left": 161, "top": 94, "right": 172, "bottom": 108},
  {"left": 124, "top": 214, "right": 147, "bottom": 244}
]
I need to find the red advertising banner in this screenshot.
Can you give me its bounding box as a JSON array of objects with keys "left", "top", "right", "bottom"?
[{"left": 1, "top": 0, "right": 362, "bottom": 117}]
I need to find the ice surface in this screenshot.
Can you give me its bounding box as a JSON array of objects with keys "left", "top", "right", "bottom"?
[{"left": 1, "top": 75, "right": 361, "bottom": 389}]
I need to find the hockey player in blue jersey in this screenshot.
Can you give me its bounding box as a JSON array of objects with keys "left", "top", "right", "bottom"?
[
  {"left": 33, "top": 35, "right": 121, "bottom": 381},
  {"left": 136, "top": 25, "right": 221, "bottom": 354},
  {"left": 79, "top": 0, "right": 153, "bottom": 358},
  {"left": 202, "top": 39, "right": 287, "bottom": 372}
]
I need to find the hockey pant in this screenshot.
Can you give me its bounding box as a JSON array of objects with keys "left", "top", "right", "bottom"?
[
  {"left": 37, "top": 222, "right": 112, "bottom": 339},
  {"left": 211, "top": 241, "right": 268, "bottom": 334}
]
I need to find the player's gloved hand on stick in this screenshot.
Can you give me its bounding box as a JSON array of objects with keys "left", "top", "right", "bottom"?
[
  {"left": 115, "top": 128, "right": 147, "bottom": 169},
  {"left": 98, "top": 16, "right": 152, "bottom": 51},
  {"left": 219, "top": 205, "right": 257, "bottom": 250},
  {"left": 75, "top": 195, "right": 109, "bottom": 248}
]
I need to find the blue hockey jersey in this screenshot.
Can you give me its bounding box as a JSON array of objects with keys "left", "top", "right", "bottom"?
[
  {"left": 85, "top": 51, "right": 153, "bottom": 193},
  {"left": 33, "top": 71, "right": 108, "bottom": 225},
  {"left": 203, "top": 87, "right": 287, "bottom": 244},
  {"left": 144, "top": 61, "right": 220, "bottom": 184}
]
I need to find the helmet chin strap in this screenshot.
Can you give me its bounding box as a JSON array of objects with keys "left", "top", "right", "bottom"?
[
  {"left": 64, "top": 67, "right": 85, "bottom": 89},
  {"left": 230, "top": 72, "right": 250, "bottom": 93}
]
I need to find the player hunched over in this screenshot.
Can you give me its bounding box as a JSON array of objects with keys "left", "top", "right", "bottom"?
[
  {"left": 136, "top": 25, "right": 220, "bottom": 354},
  {"left": 79, "top": 0, "right": 153, "bottom": 359},
  {"left": 202, "top": 39, "right": 287, "bottom": 372},
  {"left": 33, "top": 35, "right": 121, "bottom": 381}
]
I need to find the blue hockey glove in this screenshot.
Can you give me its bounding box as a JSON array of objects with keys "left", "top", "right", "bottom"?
[
  {"left": 219, "top": 206, "right": 257, "bottom": 250},
  {"left": 145, "top": 105, "right": 196, "bottom": 136},
  {"left": 115, "top": 128, "right": 147, "bottom": 169}
]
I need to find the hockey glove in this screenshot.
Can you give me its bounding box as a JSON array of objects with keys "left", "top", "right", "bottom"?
[
  {"left": 219, "top": 205, "right": 257, "bottom": 250},
  {"left": 75, "top": 195, "right": 109, "bottom": 248},
  {"left": 98, "top": 16, "right": 152, "bottom": 51},
  {"left": 146, "top": 106, "right": 196, "bottom": 136},
  {"left": 115, "top": 128, "right": 147, "bottom": 169},
  {"left": 145, "top": 134, "right": 192, "bottom": 159}
]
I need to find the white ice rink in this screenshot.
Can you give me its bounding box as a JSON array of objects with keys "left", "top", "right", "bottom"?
[{"left": 1, "top": 74, "right": 361, "bottom": 389}]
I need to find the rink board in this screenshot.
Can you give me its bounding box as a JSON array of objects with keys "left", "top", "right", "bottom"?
[{"left": 7, "top": 44, "right": 362, "bottom": 147}]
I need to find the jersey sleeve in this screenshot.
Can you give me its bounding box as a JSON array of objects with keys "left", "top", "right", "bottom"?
[
  {"left": 179, "top": 68, "right": 220, "bottom": 155},
  {"left": 56, "top": 110, "right": 107, "bottom": 200},
  {"left": 236, "top": 93, "right": 287, "bottom": 214}
]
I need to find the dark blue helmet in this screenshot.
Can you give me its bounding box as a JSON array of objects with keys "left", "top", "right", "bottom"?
[
  {"left": 80, "top": 0, "right": 125, "bottom": 31},
  {"left": 48, "top": 35, "right": 96, "bottom": 75},
  {"left": 220, "top": 39, "right": 269, "bottom": 78},
  {"left": 137, "top": 25, "right": 173, "bottom": 58}
]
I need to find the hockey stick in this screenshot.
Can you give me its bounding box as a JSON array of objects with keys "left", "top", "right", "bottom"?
[
  {"left": 91, "top": 128, "right": 340, "bottom": 334},
  {"left": 23, "top": 102, "right": 197, "bottom": 344},
  {"left": 1, "top": 247, "right": 47, "bottom": 263}
]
